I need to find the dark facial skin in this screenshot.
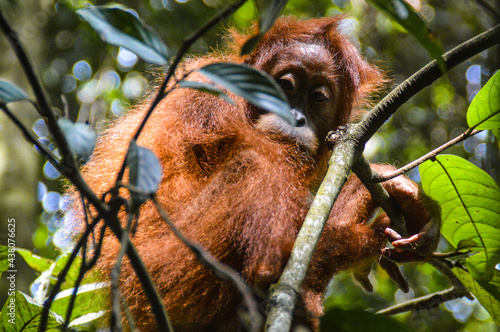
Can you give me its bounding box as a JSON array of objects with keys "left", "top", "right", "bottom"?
[{"left": 255, "top": 42, "right": 339, "bottom": 153}]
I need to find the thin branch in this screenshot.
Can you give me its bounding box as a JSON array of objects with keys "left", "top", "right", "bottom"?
[
  {"left": 115, "top": 0, "right": 248, "bottom": 183},
  {"left": 354, "top": 23, "right": 500, "bottom": 146},
  {"left": 0, "top": 7, "right": 172, "bottom": 331},
  {"left": 0, "top": 8, "right": 106, "bottom": 218},
  {"left": 152, "top": 196, "right": 262, "bottom": 332},
  {"left": 428, "top": 259, "right": 473, "bottom": 300},
  {"left": 104, "top": 204, "right": 172, "bottom": 331},
  {"left": 62, "top": 249, "right": 88, "bottom": 331},
  {"left": 476, "top": 0, "right": 500, "bottom": 21},
  {"left": 376, "top": 286, "right": 468, "bottom": 316},
  {"left": 377, "top": 258, "right": 472, "bottom": 316},
  {"left": 0, "top": 104, "right": 59, "bottom": 165},
  {"left": 132, "top": 0, "right": 247, "bottom": 140},
  {"left": 374, "top": 129, "right": 481, "bottom": 182}
]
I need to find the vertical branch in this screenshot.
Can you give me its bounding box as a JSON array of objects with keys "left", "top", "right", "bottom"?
[{"left": 266, "top": 126, "right": 360, "bottom": 331}]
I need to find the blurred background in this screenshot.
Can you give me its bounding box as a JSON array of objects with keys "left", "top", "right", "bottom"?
[{"left": 0, "top": 0, "right": 498, "bottom": 330}]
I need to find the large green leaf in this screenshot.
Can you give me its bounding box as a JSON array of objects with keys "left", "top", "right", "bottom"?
[
  {"left": 454, "top": 268, "right": 500, "bottom": 325},
  {"left": 15, "top": 248, "right": 54, "bottom": 273},
  {"left": 0, "top": 79, "right": 29, "bottom": 104},
  {"left": 0, "top": 291, "right": 62, "bottom": 331},
  {"left": 420, "top": 155, "right": 500, "bottom": 283},
  {"left": 178, "top": 80, "right": 235, "bottom": 105},
  {"left": 367, "top": 0, "right": 443, "bottom": 67},
  {"left": 467, "top": 70, "right": 500, "bottom": 131},
  {"left": 76, "top": 5, "right": 169, "bottom": 65},
  {"left": 51, "top": 282, "right": 108, "bottom": 324},
  {"left": 196, "top": 63, "right": 293, "bottom": 125}
]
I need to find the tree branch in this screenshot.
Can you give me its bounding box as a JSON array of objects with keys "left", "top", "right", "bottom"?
[
  {"left": 476, "top": 0, "right": 500, "bottom": 21},
  {"left": 266, "top": 125, "right": 360, "bottom": 332},
  {"left": 355, "top": 23, "right": 500, "bottom": 146},
  {"left": 377, "top": 258, "right": 472, "bottom": 316},
  {"left": 104, "top": 197, "right": 172, "bottom": 331},
  {"left": 376, "top": 286, "right": 468, "bottom": 316}
]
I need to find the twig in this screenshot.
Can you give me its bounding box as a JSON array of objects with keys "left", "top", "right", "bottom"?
[
  {"left": 0, "top": 6, "right": 172, "bottom": 331},
  {"left": 377, "top": 258, "right": 472, "bottom": 316},
  {"left": 376, "top": 286, "right": 468, "bottom": 316},
  {"left": 0, "top": 8, "right": 106, "bottom": 217},
  {"left": 428, "top": 258, "right": 472, "bottom": 300},
  {"left": 104, "top": 205, "right": 172, "bottom": 331},
  {"left": 62, "top": 247, "right": 88, "bottom": 330},
  {"left": 374, "top": 129, "right": 481, "bottom": 182},
  {"left": 152, "top": 196, "right": 262, "bottom": 332}
]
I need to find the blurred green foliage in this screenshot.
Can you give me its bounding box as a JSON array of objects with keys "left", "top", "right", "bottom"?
[{"left": 0, "top": 0, "right": 499, "bottom": 330}]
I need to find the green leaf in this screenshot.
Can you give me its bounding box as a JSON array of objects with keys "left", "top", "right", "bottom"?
[
  {"left": 53, "top": 254, "right": 83, "bottom": 290},
  {"left": 0, "top": 291, "right": 62, "bottom": 331},
  {"left": 51, "top": 282, "right": 108, "bottom": 323},
  {"left": 15, "top": 248, "right": 54, "bottom": 273},
  {"left": 58, "top": 118, "right": 97, "bottom": 163},
  {"left": 367, "top": 0, "right": 444, "bottom": 68},
  {"left": 76, "top": 5, "right": 169, "bottom": 65},
  {"left": 467, "top": 70, "right": 500, "bottom": 132},
  {"left": 197, "top": 63, "right": 293, "bottom": 125},
  {"left": 454, "top": 268, "right": 500, "bottom": 325},
  {"left": 420, "top": 155, "right": 500, "bottom": 283},
  {"left": 0, "top": 79, "right": 29, "bottom": 104},
  {"left": 178, "top": 80, "right": 235, "bottom": 105},
  {"left": 126, "top": 140, "right": 162, "bottom": 209},
  {"left": 321, "top": 307, "right": 410, "bottom": 332},
  {"left": 241, "top": 0, "right": 287, "bottom": 54}
]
